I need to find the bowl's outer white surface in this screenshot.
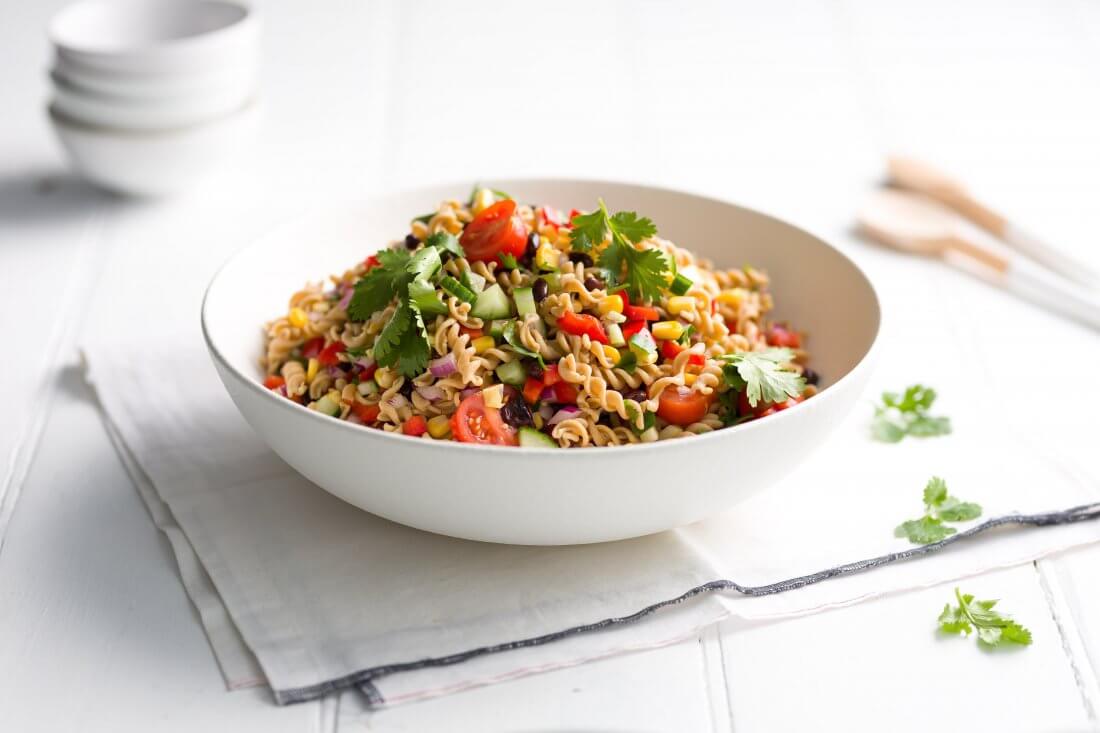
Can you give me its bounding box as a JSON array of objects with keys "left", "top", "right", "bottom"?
[
  {"left": 202, "top": 181, "right": 880, "bottom": 545},
  {"left": 49, "top": 0, "right": 259, "bottom": 75},
  {"left": 52, "top": 54, "right": 259, "bottom": 99},
  {"left": 49, "top": 101, "right": 258, "bottom": 197}
]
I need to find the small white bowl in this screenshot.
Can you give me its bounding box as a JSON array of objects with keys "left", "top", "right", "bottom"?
[
  {"left": 49, "top": 99, "right": 258, "bottom": 197},
  {"left": 52, "top": 54, "right": 258, "bottom": 100},
  {"left": 49, "top": 0, "right": 259, "bottom": 76},
  {"left": 51, "top": 70, "right": 254, "bottom": 130},
  {"left": 202, "top": 181, "right": 882, "bottom": 545}
]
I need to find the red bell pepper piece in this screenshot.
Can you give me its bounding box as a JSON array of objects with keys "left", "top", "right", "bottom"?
[
  {"left": 660, "top": 340, "right": 684, "bottom": 360},
  {"left": 403, "top": 415, "right": 428, "bottom": 437},
  {"left": 621, "top": 320, "right": 647, "bottom": 339},
  {"left": 350, "top": 402, "right": 381, "bottom": 423},
  {"left": 317, "top": 340, "right": 345, "bottom": 367},
  {"left": 765, "top": 325, "right": 801, "bottom": 349},
  {"left": 263, "top": 375, "right": 286, "bottom": 390},
  {"left": 553, "top": 381, "right": 578, "bottom": 404},
  {"left": 557, "top": 310, "right": 609, "bottom": 344},
  {"left": 541, "top": 364, "right": 562, "bottom": 386},
  {"left": 364, "top": 254, "right": 382, "bottom": 270},
  {"left": 523, "top": 378, "right": 544, "bottom": 405},
  {"left": 622, "top": 304, "right": 660, "bottom": 322},
  {"left": 301, "top": 337, "right": 325, "bottom": 359},
  {"left": 537, "top": 206, "right": 566, "bottom": 230}
]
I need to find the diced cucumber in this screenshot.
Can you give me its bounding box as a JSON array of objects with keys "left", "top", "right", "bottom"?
[
  {"left": 495, "top": 359, "right": 527, "bottom": 386},
  {"left": 513, "top": 287, "right": 537, "bottom": 318},
  {"left": 519, "top": 426, "right": 558, "bottom": 448},
  {"left": 441, "top": 276, "right": 477, "bottom": 304},
  {"left": 470, "top": 283, "right": 512, "bottom": 320},
  {"left": 629, "top": 328, "right": 658, "bottom": 365},
  {"left": 461, "top": 270, "right": 487, "bottom": 294},
  {"left": 312, "top": 394, "right": 341, "bottom": 417},
  {"left": 488, "top": 319, "right": 507, "bottom": 339},
  {"left": 408, "top": 278, "right": 448, "bottom": 316},
  {"left": 606, "top": 322, "right": 626, "bottom": 347},
  {"left": 541, "top": 272, "right": 562, "bottom": 292},
  {"left": 669, "top": 272, "right": 693, "bottom": 296}
]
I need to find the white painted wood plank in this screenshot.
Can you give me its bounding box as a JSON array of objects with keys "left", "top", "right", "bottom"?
[
  {"left": 336, "top": 637, "right": 716, "bottom": 732},
  {"left": 0, "top": 368, "right": 319, "bottom": 732},
  {"left": 720, "top": 565, "right": 1092, "bottom": 733},
  {"left": 1041, "top": 548, "right": 1100, "bottom": 718}
]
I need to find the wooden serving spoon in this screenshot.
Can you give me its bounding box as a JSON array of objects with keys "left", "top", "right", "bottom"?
[
  {"left": 887, "top": 156, "right": 1099, "bottom": 288},
  {"left": 858, "top": 188, "right": 1100, "bottom": 331}
]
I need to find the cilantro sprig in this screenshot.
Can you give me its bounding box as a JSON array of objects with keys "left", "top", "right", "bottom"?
[
  {"left": 938, "top": 588, "right": 1033, "bottom": 648},
  {"left": 872, "top": 384, "right": 951, "bottom": 443},
  {"left": 569, "top": 200, "right": 668, "bottom": 303},
  {"left": 347, "top": 235, "right": 465, "bottom": 378},
  {"left": 720, "top": 348, "right": 806, "bottom": 408},
  {"left": 894, "top": 477, "right": 982, "bottom": 544}
]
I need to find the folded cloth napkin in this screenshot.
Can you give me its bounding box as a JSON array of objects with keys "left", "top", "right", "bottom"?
[{"left": 83, "top": 325, "right": 1100, "bottom": 706}]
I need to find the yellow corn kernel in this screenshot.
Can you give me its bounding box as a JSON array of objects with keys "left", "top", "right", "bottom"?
[
  {"left": 472, "top": 335, "right": 496, "bottom": 354},
  {"left": 651, "top": 321, "right": 683, "bottom": 341},
  {"left": 306, "top": 357, "right": 319, "bottom": 383},
  {"left": 471, "top": 187, "right": 495, "bottom": 215},
  {"left": 715, "top": 289, "right": 744, "bottom": 307},
  {"left": 683, "top": 372, "right": 698, "bottom": 386},
  {"left": 288, "top": 307, "right": 308, "bottom": 328},
  {"left": 327, "top": 389, "right": 341, "bottom": 402},
  {"left": 427, "top": 415, "right": 452, "bottom": 439},
  {"left": 533, "top": 413, "right": 544, "bottom": 429},
  {"left": 666, "top": 296, "right": 695, "bottom": 316},
  {"left": 597, "top": 294, "right": 624, "bottom": 315},
  {"left": 600, "top": 344, "right": 621, "bottom": 365},
  {"left": 535, "top": 242, "right": 558, "bottom": 271}
]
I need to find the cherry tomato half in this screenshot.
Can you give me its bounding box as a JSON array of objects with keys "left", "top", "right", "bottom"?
[
  {"left": 451, "top": 393, "right": 519, "bottom": 446},
  {"left": 657, "top": 386, "right": 713, "bottom": 427},
  {"left": 460, "top": 199, "right": 528, "bottom": 264},
  {"left": 765, "top": 325, "right": 801, "bottom": 349}
]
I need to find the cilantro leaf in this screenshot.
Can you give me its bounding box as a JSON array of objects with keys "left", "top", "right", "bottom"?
[
  {"left": 499, "top": 252, "right": 519, "bottom": 270},
  {"left": 406, "top": 245, "right": 442, "bottom": 282},
  {"left": 374, "top": 301, "right": 429, "bottom": 378},
  {"left": 609, "top": 210, "right": 657, "bottom": 243},
  {"left": 372, "top": 300, "right": 413, "bottom": 368},
  {"left": 872, "top": 384, "right": 951, "bottom": 443},
  {"left": 936, "top": 498, "right": 983, "bottom": 522},
  {"left": 720, "top": 348, "right": 805, "bottom": 408},
  {"left": 348, "top": 249, "right": 412, "bottom": 321},
  {"left": 569, "top": 208, "right": 607, "bottom": 254},
  {"left": 923, "top": 476, "right": 948, "bottom": 510},
  {"left": 408, "top": 278, "right": 447, "bottom": 317},
  {"left": 425, "top": 230, "right": 464, "bottom": 259},
  {"left": 502, "top": 320, "right": 544, "bottom": 366},
  {"left": 895, "top": 516, "right": 956, "bottom": 544},
  {"left": 938, "top": 588, "right": 1032, "bottom": 648}
]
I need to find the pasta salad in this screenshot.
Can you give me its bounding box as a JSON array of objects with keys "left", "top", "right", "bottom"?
[{"left": 261, "top": 188, "right": 818, "bottom": 447}]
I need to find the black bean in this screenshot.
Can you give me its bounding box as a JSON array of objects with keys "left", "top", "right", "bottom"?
[
  {"left": 500, "top": 395, "right": 534, "bottom": 428},
  {"left": 583, "top": 275, "right": 603, "bottom": 291},
  {"left": 525, "top": 232, "right": 540, "bottom": 260},
  {"left": 532, "top": 277, "right": 549, "bottom": 303},
  {"left": 404, "top": 234, "right": 420, "bottom": 250},
  {"left": 623, "top": 388, "right": 648, "bottom": 403},
  {"left": 528, "top": 361, "right": 545, "bottom": 381},
  {"left": 569, "top": 252, "right": 594, "bottom": 267},
  {"left": 802, "top": 368, "right": 820, "bottom": 386},
  {"left": 399, "top": 380, "right": 414, "bottom": 397}
]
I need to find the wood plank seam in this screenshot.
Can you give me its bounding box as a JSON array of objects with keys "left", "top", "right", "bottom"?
[
  {"left": 0, "top": 209, "right": 111, "bottom": 554},
  {"left": 1035, "top": 559, "right": 1100, "bottom": 724}
]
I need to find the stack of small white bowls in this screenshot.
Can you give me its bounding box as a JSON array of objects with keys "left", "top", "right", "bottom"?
[{"left": 47, "top": 0, "right": 260, "bottom": 197}]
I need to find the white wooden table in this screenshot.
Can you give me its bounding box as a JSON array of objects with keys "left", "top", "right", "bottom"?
[{"left": 2, "top": 1, "right": 1100, "bottom": 730}]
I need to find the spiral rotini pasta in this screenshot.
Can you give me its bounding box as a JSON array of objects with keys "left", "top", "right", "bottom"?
[{"left": 260, "top": 188, "right": 816, "bottom": 447}]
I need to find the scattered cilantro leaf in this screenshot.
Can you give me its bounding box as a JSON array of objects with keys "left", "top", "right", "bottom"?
[
  {"left": 895, "top": 516, "right": 955, "bottom": 544},
  {"left": 372, "top": 300, "right": 413, "bottom": 367},
  {"left": 406, "top": 245, "right": 442, "bottom": 282},
  {"left": 408, "top": 278, "right": 448, "bottom": 317},
  {"left": 872, "top": 384, "right": 952, "bottom": 443},
  {"left": 502, "top": 320, "right": 544, "bottom": 367},
  {"left": 467, "top": 184, "right": 511, "bottom": 205},
  {"left": 896, "top": 477, "right": 983, "bottom": 545},
  {"left": 499, "top": 252, "right": 519, "bottom": 270},
  {"left": 425, "top": 230, "right": 464, "bottom": 259},
  {"left": 570, "top": 199, "right": 667, "bottom": 302},
  {"left": 720, "top": 348, "right": 805, "bottom": 408},
  {"left": 938, "top": 588, "right": 1032, "bottom": 648},
  {"left": 348, "top": 249, "right": 412, "bottom": 321}
]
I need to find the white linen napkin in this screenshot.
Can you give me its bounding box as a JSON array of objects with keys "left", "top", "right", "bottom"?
[{"left": 82, "top": 320, "right": 1100, "bottom": 706}]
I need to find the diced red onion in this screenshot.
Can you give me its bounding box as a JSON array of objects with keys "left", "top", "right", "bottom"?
[
  {"left": 356, "top": 356, "right": 375, "bottom": 370},
  {"left": 460, "top": 387, "right": 480, "bottom": 401},
  {"left": 416, "top": 384, "right": 445, "bottom": 402},
  {"left": 540, "top": 386, "right": 556, "bottom": 402},
  {"left": 346, "top": 414, "right": 363, "bottom": 425},
  {"left": 326, "top": 365, "right": 346, "bottom": 378},
  {"left": 387, "top": 394, "right": 409, "bottom": 409},
  {"left": 308, "top": 309, "right": 323, "bottom": 322},
  {"left": 337, "top": 287, "right": 354, "bottom": 311},
  {"left": 429, "top": 353, "right": 458, "bottom": 378},
  {"left": 546, "top": 406, "right": 580, "bottom": 426},
  {"left": 276, "top": 385, "right": 288, "bottom": 398}
]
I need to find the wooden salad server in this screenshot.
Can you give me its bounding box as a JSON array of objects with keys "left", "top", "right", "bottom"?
[
  {"left": 887, "top": 156, "right": 1099, "bottom": 289},
  {"left": 858, "top": 187, "right": 1100, "bottom": 331}
]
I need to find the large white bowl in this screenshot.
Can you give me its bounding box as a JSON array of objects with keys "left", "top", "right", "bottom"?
[
  {"left": 49, "top": 99, "right": 258, "bottom": 197},
  {"left": 49, "top": 0, "right": 259, "bottom": 76},
  {"left": 202, "top": 181, "right": 881, "bottom": 545}
]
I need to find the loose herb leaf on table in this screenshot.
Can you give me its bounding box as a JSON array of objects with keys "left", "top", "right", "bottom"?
[
  {"left": 895, "top": 477, "right": 982, "bottom": 545},
  {"left": 871, "top": 384, "right": 952, "bottom": 443},
  {"left": 938, "top": 587, "right": 1033, "bottom": 648}
]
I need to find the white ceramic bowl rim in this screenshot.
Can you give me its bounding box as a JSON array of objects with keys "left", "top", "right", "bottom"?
[
  {"left": 48, "top": 97, "right": 257, "bottom": 136},
  {"left": 201, "top": 179, "right": 882, "bottom": 459},
  {"left": 49, "top": 0, "right": 254, "bottom": 56}
]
